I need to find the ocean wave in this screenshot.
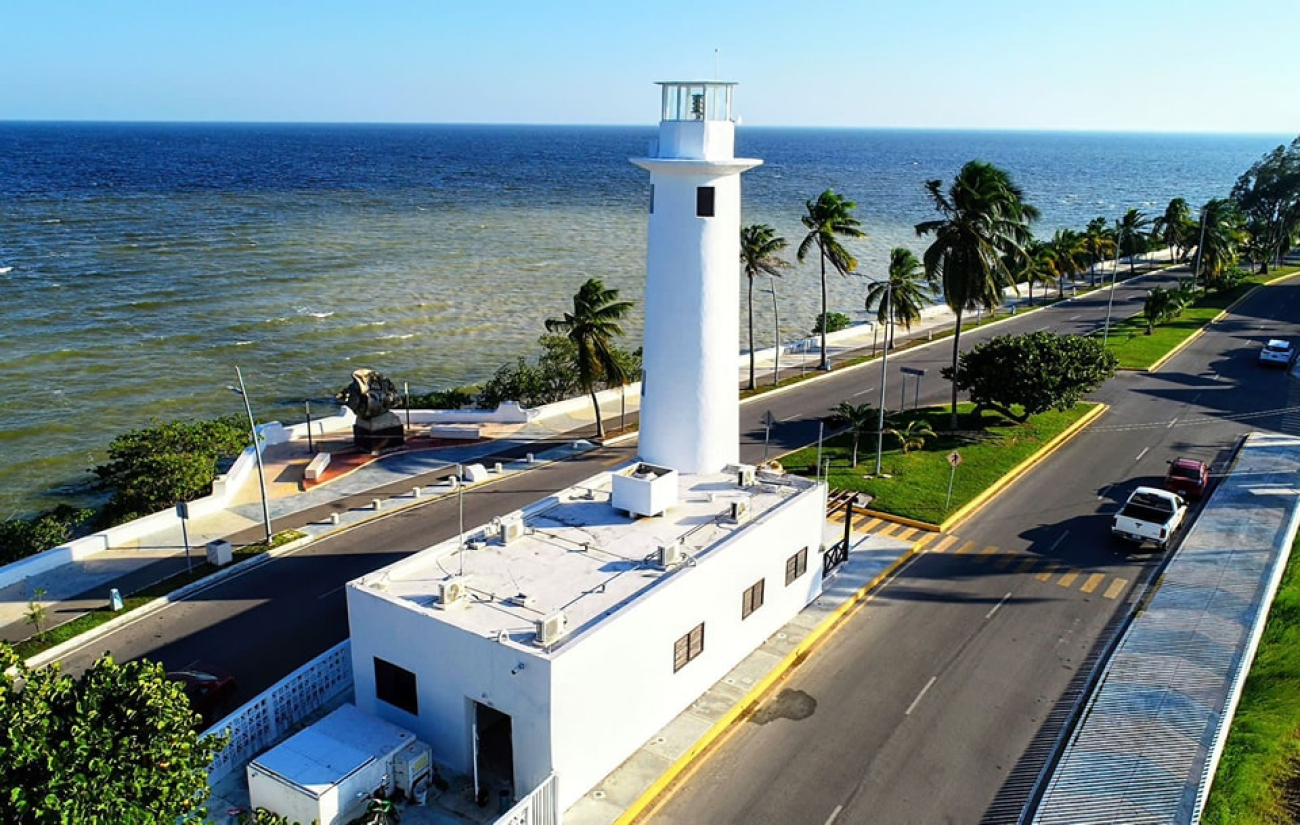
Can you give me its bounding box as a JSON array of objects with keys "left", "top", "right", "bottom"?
[{"left": 0, "top": 266, "right": 12, "bottom": 275}]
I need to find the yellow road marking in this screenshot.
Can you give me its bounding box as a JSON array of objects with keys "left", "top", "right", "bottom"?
[
  {"left": 1057, "top": 569, "right": 1080, "bottom": 587},
  {"left": 993, "top": 554, "right": 1016, "bottom": 569},
  {"left": 980, "top": 544, "right": 999, "bottom": 557},
  {"left": 929, "top": 535, "right": 960, "bottom": 554},
  {"left": 1081, "top": 573, "right": 1106, "bottom": 594},
  {"left": 1035, "top": 562, "right": 1060, "bottom": 581},
  {"left": 859, "top": 517, "right": 883, "bottom": 532},
  {"left": 912, "top": 533, "right": 939, "bottom": 549},
  {"left": 896, "top": 527, "right": 920, "bottom": 541},
  {"left": 1104, "top": 578, "right": 1128, "bottom": 600},
  {"left": 955, "top": 540, "right": 979, "bottom": 555},
  {"left": 1016, "top": 557, "right": 1039, "bottom": 574},
  {"left": 877, "top": 522, "right": 903, "bottom": 537}
]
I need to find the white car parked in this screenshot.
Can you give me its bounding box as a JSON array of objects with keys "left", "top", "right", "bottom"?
[{"left": 1259, "top": 339, "right": 1294, "bottom": 367}]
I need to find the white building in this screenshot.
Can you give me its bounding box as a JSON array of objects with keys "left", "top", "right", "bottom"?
[{"left": 335, "top": 81, "right": 829, "bottom": 816}]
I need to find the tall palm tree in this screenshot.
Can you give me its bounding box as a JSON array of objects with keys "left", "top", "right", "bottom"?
[
  {"left": 1083, "top": 217, "right": 1117, "bottom": 287},
  {"left": 1117, "top": 208, "right": 1152, "bottom": 273},
  {"left": 798, "top": 190, "right": 866, "bottom": 371},
  {"left": 830, "top": 400, "right": 877, "bottom": 468},
  {"left": 740, "top": 224, "right": 790, "bottom": 390},
  {"left": 916, "top": 160, "right": 1039, "bottom": 429},
  {"left": 1022, "top": 240, "right": 1058, "bottom": 306},
  {"left": 864, "top": 247, "right": 934, "bottom": 350},
  {"left": 1194, "top": 199, "right": 1250, "bottom": 288},
  {"left": 1153, "top": 197, "right": 1194, "bottom": 263},
  {"left": 545, "top": 278, "right": 632, "bottom": 439},
  {"left": 1047, "top": 228, "right": 1087, "bottom": 298}
]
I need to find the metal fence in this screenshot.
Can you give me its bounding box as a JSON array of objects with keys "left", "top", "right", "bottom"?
[{"left": 493, "top": 773, "right": 558, "bottom": 825}]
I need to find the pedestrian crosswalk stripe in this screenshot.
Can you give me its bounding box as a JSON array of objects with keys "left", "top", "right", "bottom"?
[
  {"left": 858, "top": 516, "right": 882, "bottom": 532},
  {"left": 1016, "top": 557, "right": 1039, "bottom": 574},
  {"left": 913, "top": 532, "right": 939, "bottom": 549},
  {"left": 1035, "top": 562, "right": 1061, "bottom": 581},
  {"left": 929, "top": 535, "right": 960, "bottom": 554},
  {"left": 993, "top": 554, "right": 1016, "bottom": 569},
  {"left": 1057, "top": 569, "right": 1081, "bottom": 587},
  {"left": 1104, "top": 578, "right": 1128, "bottom": 600},
  {"left": 980, "top": 545, "right": 999, "bottom": 557},
  {"left": 877, "top": 522, "right": 904, "bottom": 537},
  {"left": 896, "top": 527, "right": 920, "bottom": 541},
  {"left": 1081, "top": 573, "right": 1106, "bottom": 594},
  {"left": 955, "top": 540, "right": 979, "bottom": 555}
]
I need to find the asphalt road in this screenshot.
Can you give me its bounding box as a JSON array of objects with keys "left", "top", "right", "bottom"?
[
  {"left": 49, "top": 266, "right": 1296, "bottom": 822},
  {"left": 651, "top": 275, "right": 1300, "bottom": 825}
]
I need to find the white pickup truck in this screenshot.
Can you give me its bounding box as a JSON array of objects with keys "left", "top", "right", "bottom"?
[{"left": 1111, "top": 486, "right": 1188, "bottom": 550}]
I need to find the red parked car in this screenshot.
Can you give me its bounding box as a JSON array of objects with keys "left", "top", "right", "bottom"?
[
  {"left": 167, "top": 664, "right": 237, "bottom": 725},
  {"left": 1164, "top": 457, "right": 1210, "bottom": 501}
]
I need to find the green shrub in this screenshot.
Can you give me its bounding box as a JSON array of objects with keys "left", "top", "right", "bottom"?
[
  {"left": 0, "top": 506, "right": 96, "bottom": 564},
  {"left": 811, "top": 311, "right": 852, "bottom": 336}
]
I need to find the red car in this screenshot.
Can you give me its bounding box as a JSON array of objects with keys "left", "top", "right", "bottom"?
[
  {"left": 1164, "top": 458, "right": 1209, "bottom": 501},
  {"left": 167, "top": 664, "right": 237, "bottom": 725}
]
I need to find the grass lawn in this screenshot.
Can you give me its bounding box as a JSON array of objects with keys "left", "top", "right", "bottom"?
[
  {"left": 13, "top": 529, "right": 305, "bottom": 660},
  {"left": 1202, "top": 534, "right": 1300, "bottom": 825},
  {"left": 1105, "top": 267, "right": 1299, "bottom": 370},
  {"left": 778, "top": 403, "right": 1095, "bottom": 524}
]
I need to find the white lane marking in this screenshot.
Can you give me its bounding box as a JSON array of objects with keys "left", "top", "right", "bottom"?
[
  {"left": 779, "top": 413, "right": 800, "bottom": 423},
  {"left": 1135, "top": 447, "right": 1149, "bottom": 462},
  {"left": 852, "top": 387, "right": 875, "bottom": 397},
  {"left": 1068, "top": 314, "right": 1081, "bottom": 320},
  {"left": 1191, "top": 393, "right": 1201, "bottom": 404},
  {"left": 1167, "top": 417, "right": 1179, "bottom": 429},
  {"left": 1048, "top": 530, "right": 1070, "bottom": 552},
  {"left": 318, "top": 585, "right": 344, "bottom": 600},
  {"left": 905, "top": 676, "right": 938, "bottom": 716},
  {"left": 985, "top": 592, "right": 1012, "bottom": 620},
  {"left": 825, "top": 805, "right": 844, "bottom": 825}
]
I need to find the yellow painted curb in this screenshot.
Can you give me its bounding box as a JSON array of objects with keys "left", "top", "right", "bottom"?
[
  {"left": 1146, "top": 327, "right": 1206, "bottom": 373},
  {"left": 615, "top": 541, "right": 925, "bottom": 825},
  {"left": 939, "top": 402, "right": 1109, "bottom": 534},
  {"left": 852, "top": 507, "right": 940, "bottom": 532}
]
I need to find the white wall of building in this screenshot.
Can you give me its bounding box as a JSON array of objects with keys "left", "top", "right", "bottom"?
[
  {"left": 548, "top": 484, "right": 825, "bottom": 809},
  {"left": 347, "top": 586, "right": 556, "bottom": 797}
]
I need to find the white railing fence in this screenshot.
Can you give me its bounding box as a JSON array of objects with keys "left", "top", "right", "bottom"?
[{"left": 493, "top": 773, "right": 559, "bottom": 825}]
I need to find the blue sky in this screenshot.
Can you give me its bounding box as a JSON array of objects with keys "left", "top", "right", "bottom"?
[{"left": 4, "top": 0, "right": 1297, "bottom": 132}]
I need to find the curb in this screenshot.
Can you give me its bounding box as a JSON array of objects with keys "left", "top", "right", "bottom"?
[
  {"left": 616, "top": 539, "right": 924, "bottom": 825},
  {"left": 938, "top": 402, "right": 1109, "bottom": 534},
  {"left": 842, "top": 507, "right": 940, "bottom": 533}
]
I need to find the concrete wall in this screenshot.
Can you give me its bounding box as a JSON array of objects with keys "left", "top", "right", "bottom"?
[
  {"left": 346, "top": 584, "right": 556, "bottom": 797},
  {"left": 548, "top": 483, "right": 826, "bottom": 809}
]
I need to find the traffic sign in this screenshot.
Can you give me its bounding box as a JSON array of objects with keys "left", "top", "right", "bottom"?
[
  {"left": 900, "top": 366, "right": 926, "bottom": 377},
  {"left": 761, "top": 410, "right": 778, "bottom": 428},
  {"left": 947, "top": 451, "right": 962, "bottom": 468}
]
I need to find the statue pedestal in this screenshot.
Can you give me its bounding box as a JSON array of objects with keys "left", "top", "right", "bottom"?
[{"left": 353, "top": 411, "right": 405, "bottom": 452}]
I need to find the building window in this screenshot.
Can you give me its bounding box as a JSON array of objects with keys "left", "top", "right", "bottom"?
[
  {"left": 673, "top": 623, "right": 705, "bottom": 672},
  {"left": 374, "top": 657, "right": 418, "bottom": 715},
  {"left": 741, "top": 578, "right": 766, "bottom": 619},
  {"left": 785, "top": 547, "right": 808, "bottom": 585},
  {"left": 649, "top": 184, "right": 655, "bottom": 214},
  {"left": 696, "top": 186, "right": 715, "bottom": 217}
]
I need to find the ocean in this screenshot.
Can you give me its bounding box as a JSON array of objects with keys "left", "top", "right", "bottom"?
[{"left": 0, "top": 123, "right": 1289, "bottom": 516}]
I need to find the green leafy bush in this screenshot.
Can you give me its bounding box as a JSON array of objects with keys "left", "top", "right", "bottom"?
[
  {"left": 0, "top": 505, "right": 95, "bottom": 564},
  {"left": 477, "top": 334, "right": 640, "bottom": 409},
  {"left": 811, "top": 311, "right": 852, "bottom": 336}
]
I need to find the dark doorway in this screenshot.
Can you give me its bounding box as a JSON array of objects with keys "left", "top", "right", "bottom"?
[{"left": 474, "top": 702, "right": 515, "bottom": 799}]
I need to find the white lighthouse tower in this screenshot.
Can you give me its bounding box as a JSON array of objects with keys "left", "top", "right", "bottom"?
[{"left": 631, "top": 82, "right": 762, "bottom": 474}]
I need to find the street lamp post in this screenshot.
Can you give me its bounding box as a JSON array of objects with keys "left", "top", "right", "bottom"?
[
  {"left": 229, "top": 367, "right": 273, "bottom": 545},
  {"left": 874, "top": 281, "right": 892, "bottom": 477}
]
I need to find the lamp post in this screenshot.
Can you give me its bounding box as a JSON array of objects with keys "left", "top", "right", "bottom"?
[
  {"left": 874, "top": 281, "right": 893, "bottom": 477},
  {"left": 1194, "top": 204, "right": 1208, "bottom": 287},
  {"left": 228, "top": 367, "right": 273, "bottom": 545},
  {"left": 453, "top": 463, "right": 466, "bottom": 575}
]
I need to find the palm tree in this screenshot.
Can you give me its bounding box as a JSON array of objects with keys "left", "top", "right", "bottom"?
[
  {"left": 1083, "top": 217, "right": 1117, "bottom": 287},
  {"left": 740, "top": 224, "right": 790, "bottom": 390},
  {"left": 798, "top": 190, "right": 866, "bottom": 371},
  {"left": 545, "top": 278, "right": 632, "bottom": 439},
  {"left": 1142, "top": 286, "right": 1179, "bottom": 334},
  {"left": 830, "top": 400, "right": 877, "bottom": 468},
  {"left": 864, "top": 247, "right": 934, "bottom": 350},
  {"left": 1153, "top": 197, "right": 1194, "bottom": 263},
  {"left": 1194, "top": 199, "right": 1250, "bottom": 288},
  {"left": 884, "top": 418, "right": 936, "bottom": 455},
  {"left": 1117, "top": 208, "right": 1152, "bottom": 273},
  {"left": 916, "top": 160, "right": 1039, "bottom": 429},
  {"left": 1047, "top": 228, "right": 1087, "bottom": 299},
  {"left": 1021, "top": 240, "right": 1058, "bottom": 307}
]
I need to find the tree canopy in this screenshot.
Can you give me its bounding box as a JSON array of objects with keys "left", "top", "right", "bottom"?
[
  {"left": 1231, "top": 137, "right": 1300, "bottom": 271},
  {"left": 941, "top": 331, "right": 1117, "bottom": 423},
  {"left": 740, "top": 223, "right": 790, "bottom": 391},
  {"left": 799, "top": 190, "right": 865, "bottom": 370},
  {"left": 0, "top": 644, "right": 227, "bottom": 824},
  {"left": 545, "top": 278, "right": 633, "bottom": 439}
]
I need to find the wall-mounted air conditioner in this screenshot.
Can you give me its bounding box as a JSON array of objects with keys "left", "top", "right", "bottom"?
[
  {"left": 535, "top": 611, "right": 567, "bottom": 646},
  {"left": 729, "top": 498, "right": 751, "bottom": 524},
  {"left": 655, "top": 539, "right": 684, "bottom": 569},
  {"left": 499, "top": 512, "right": 525, "bottom": 544},
  {"left": 438, "top": 577, "right": 467, "bottom": 609}
]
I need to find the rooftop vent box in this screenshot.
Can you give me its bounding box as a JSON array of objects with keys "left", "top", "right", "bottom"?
[
  {"left": 535, "top": 611, "right": 567, "bottom": 646},
  {"left": 438, "top": 577, "right": 467, "bottom": 609},
  {"left": 499, "top": 512, "right": 525, "bottom": 544},
  {"left": 655, "top": 539, "right": 684, "bottom": 570},
  {"left": 734, "top": 464, "right": 757, "bottom": 487},
  {"left": 611, "top": 463, "right": 678, "bottom": 518},
  {"left": 729, "top": 498, "right": 751, "bottom": 524}
]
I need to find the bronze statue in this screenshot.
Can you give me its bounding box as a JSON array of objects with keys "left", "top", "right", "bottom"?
[{"left": 337, "top": 369, "right": 405, "bottom": 451}]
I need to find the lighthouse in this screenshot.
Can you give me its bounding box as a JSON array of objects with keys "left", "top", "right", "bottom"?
[{"left": 631, "top": 82, "right": 762, "bottom": 474}]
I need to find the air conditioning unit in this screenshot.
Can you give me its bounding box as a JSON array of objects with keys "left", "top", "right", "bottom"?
[
  {"left": 535, "top": 611, "right": 567, "bottom": 646},
  {"left": 438, "top": 577, "right": 467, "bottom": 609},
  {"left": 391, "top": 740, "right": 432, "bottom": 796},
  {"left": 655, "top": 540, "right": 684, "bottom": 569},
  {"left": 499, "top": 513, "right": 525, "bottom": 544},
  {"left": 729, "top": 498, "right": 751, "bottom": 524},
  {"left": 736, "top": 464, "right": 757, "bottom": 487},
  {"left": 508, "top": 592, "right": 535, "bottom": 609}
]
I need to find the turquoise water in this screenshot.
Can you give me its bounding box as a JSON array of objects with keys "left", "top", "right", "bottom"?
[{"left": 0, "top": 123, "right": 1288, "bottom": 515}]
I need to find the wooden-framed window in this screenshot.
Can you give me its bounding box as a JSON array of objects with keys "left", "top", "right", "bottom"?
[
  {"left": 374, "top": 657, "right": 418, "bottom": 715},
  {"left": 673, "top": 622, "right": 705, "bottom": 672},
  {"left": 696, "top": 186, "right": 715, "bottom": 217},
  {"left": 785, "top": 546, "right": 809, "bottom": 585},
  {"left": 741, "top": 578, "right": 766, "bottom": 619}
]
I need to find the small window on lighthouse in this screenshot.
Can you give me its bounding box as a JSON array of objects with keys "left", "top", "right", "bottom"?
[
  {"left": 649, "top": 184, "right": 655, "bottom": 214},
  {"left": 696, "top": 186, "right": 715, "bottom": 217}
]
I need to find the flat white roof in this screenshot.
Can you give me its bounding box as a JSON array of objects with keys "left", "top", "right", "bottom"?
[{"left": 352, "top": 466, "right": 817, "bottom": 655}]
